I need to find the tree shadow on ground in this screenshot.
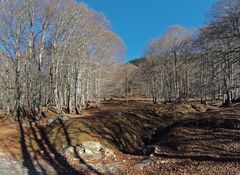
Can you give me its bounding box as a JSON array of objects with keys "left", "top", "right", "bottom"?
[
  {"left": 18, "top": 117, "right": 40, "bottom": 175},
  {"left": 58, "top": 119, "right": 102, "bottom": 175},
  {"left": 155, "top": 153, "right": 240, "bottom": 162},
  {"left": 151, "top": 116, "right": 240, "bottom": 163},
  {"left": 18, "top": 116, "right": 102, "bottom": 175},
  {"left": 50, "top": 109, "right": 165, "bottom": 155}
]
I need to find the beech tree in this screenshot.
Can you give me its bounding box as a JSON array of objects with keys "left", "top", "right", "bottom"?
[
  {"left": 196, "top": 0, "right": 240, "bottom": 105},
  {"left": 140, "top": 25, "right": 193, "bottom": 103},
  {"left": 132, "top": 0, "right": 240, "bottom": 105},
  {"left": 0, "top": 0, "right": 124, "bottom": 116}
]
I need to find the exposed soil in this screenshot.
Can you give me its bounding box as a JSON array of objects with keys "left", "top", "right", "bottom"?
[{"left": 0, "top": 98, "right": 240, "bottom": 174}]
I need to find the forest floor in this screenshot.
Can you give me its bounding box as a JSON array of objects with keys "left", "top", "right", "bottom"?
[{"left": 0, "top": 98, "right": 240, "bottom": 175}]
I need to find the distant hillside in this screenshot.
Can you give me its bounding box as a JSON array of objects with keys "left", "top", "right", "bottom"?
[{"left": 129, "top": 57, "right": 146, "bottom": 66}]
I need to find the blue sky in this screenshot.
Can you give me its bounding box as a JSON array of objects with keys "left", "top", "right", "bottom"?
[{"left": 77, "top": 0, "right": 217, "bottom": 61}]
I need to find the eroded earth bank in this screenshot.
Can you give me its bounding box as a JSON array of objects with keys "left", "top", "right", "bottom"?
[{"left": 0, "top": 98, "right": 240, "bottom": 175}]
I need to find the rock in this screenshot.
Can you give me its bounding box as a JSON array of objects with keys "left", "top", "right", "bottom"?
[
  {"left": 61, "top": 144, "right": 68, "bottom": 150},
  {"left": 75, "top": 145, "right": 85, "bottom": 155},
  {"left": 160, "top": 160, "right": 168, "bottom": 164},
  {"left": 150, "top": 153, "right": 155, "bottom": 157},
  {"left": 63, "top": 146, "right": 77, "bottom": 158},
  {"left": 154, "top": 146, "right": 161, "bottom": 154},
  {"left": 106, "top": 163, "right": 122, "bottom": 174},
  {"left": 82, "top": 141, "right": 102, "bottom": 152},
  {"left": 63, "top": 141, "right": 115, "bottom": 161},
  {"left": 76, "top": 141, "right": 114, "bottom": 160},
  {"left": 141, "top": 159, "right": 151, "bottom": 165},
  {"left": 177, "top": 146, "right": 182, "bottom": 152},
  {"left": 79, "top": 164, "right": 89, "bottom": 170},
  {"left": 156, "top": 159, "right": 168, "bottom": 164},
  {"left": 84, "top": 149, "right": 94, "bottom": 156},
  {"left": 50, "top": 153, "right": 55, "bottom": 158},
  {"left": 76, "top": 144, "right": 102, "bottom": 160},
  {"left": 138, "top": 159, "right": 151, "bottom": 170},
  {"left": 104, "top": 148, "right": 114, "bottom": 157}
]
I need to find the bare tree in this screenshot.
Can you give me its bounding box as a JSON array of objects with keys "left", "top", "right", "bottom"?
[{"left": 0, "top": 0, "right": 125, "bottom": 117}]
